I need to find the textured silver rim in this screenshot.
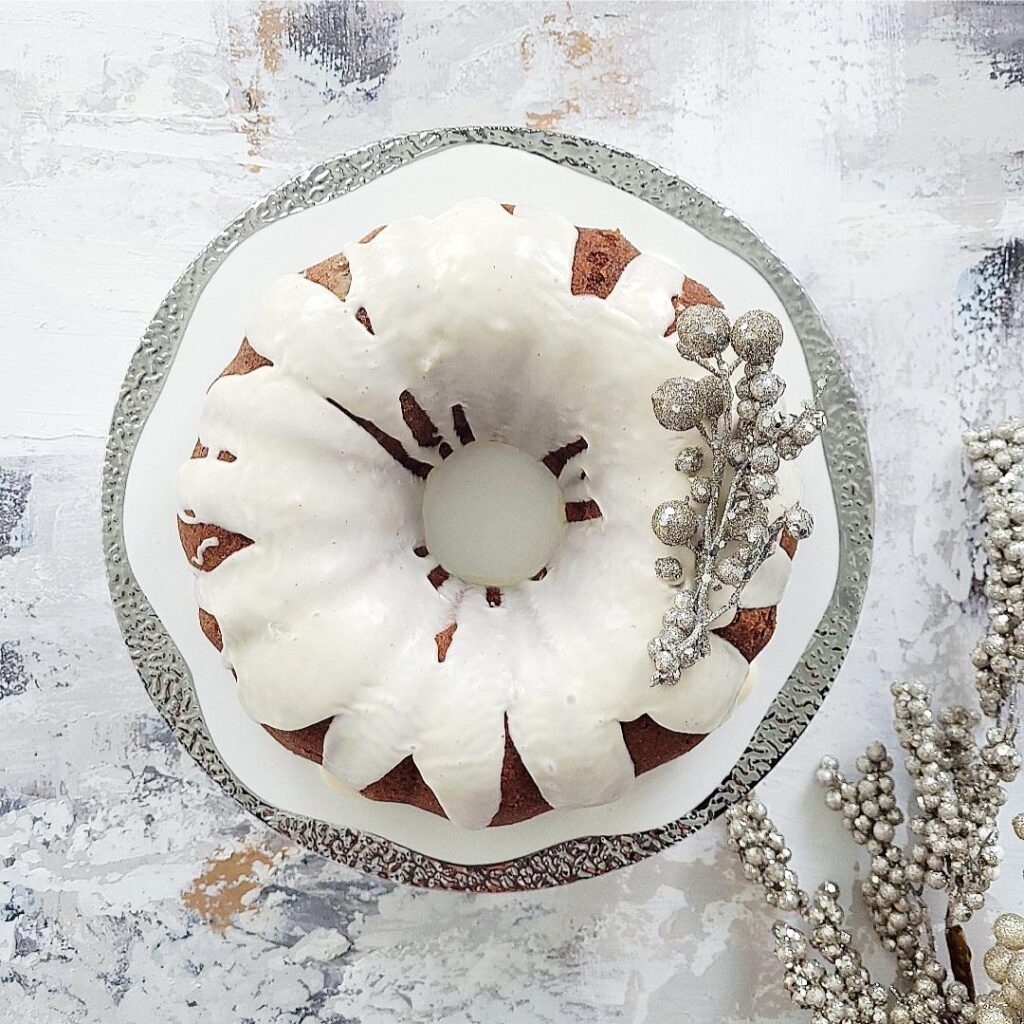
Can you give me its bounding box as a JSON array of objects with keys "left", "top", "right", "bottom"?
[{"left": 102, "top": 126, "right": 874, "bottom": 892}]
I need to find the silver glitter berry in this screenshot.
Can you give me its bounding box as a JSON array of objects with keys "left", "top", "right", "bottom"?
[
  {"left": 695, "top": 374, "right": 729, "bottom": 418},
  {"left": 724, "top": 502, "right": 770, "bottom": 541},
  {"left": 749, "top": 472, "right": 779, "bottom": 499},
  {"left": 751, "top": 446, "right": 781, "bottom": 473},
  {"left": 731, "top": 309, "right": 783, "bottom": 364},
  {"left": 654, "top": 557, "right": 683, "bottom": 584},
  {"left": 748, "top": 371, "right": 786, "bottom": 404},
  {"left": 675, "top": 303, "right": 731, "bottom": 359},
  {"left": 716, "top": 557, "right": 746, "bottom": 585},
  {"left": 690, "top": 477, "right": 713, "bottom": 504},
  {"left": 675, "top": 446, "right": 704, "bottom": 474},
  {"left": 778, "top": 435, "right": 803, "bottom": 461},
  {"left": 726, "top": 439, "right": 749, "bottom": 468},
  {"left": 651, "top": 500, "right": 699, "bottom": 546},
  {"left": 784, "top": 505, "right": 815, "bottom": 541},
  {"left": 652, "top": 377, "right": 704, "bottom": 431}
]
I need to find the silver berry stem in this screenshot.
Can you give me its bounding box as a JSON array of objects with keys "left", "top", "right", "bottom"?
[
  {"left": 702, "top": 519, "right": 785, "bottom": 630},
  {"left": 694, "top": 449, "right": 741, "bottom": 617},
  {"left": 647, "top": 304, "right": 826, "bottom": 687},
  {"left": 690, "top": 370, "right": 734, "bottom": 634}
]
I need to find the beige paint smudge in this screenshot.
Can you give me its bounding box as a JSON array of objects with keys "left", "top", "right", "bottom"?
[
  {"left": 226, "top": 2, "right": 285, "bottom": 164},
  {"left": 240, "top": 79, "right": 272, "bottom": 162},
  {"left": 257, "top": 3, "right": 285, "bottom": 74},
  {"left": 523, "top": 9, "right": 639, "bottom": 130},
  {"left": 519, "top": 32, "right": 534, "bottom": 71},
  {"left": 539, "top": 13, "right": 594, "bottom": 67},
  {"left": 182, "top": 843, "right": 279, "bottom": 931},
  {"left": 527, "top": 98, "right": 581, "bottom": 131}
]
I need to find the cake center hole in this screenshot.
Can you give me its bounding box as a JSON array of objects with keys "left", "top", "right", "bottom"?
[{"left": 422, "top": 441, "right": 567, "bottom": 588}]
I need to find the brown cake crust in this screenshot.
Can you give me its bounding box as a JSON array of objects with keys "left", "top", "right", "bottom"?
[
  {"left": 264, "top": 717, "right": 330, "bottom": 763},
  {"left": 664, "top": 277, "right": 726, "bottom": 336},
  {"left": 218, "top": 338, "right": 273, "bottom": 378},
  {"left": 715, "top": 605, "right": 778, "bottom": 662},
  {"left": 198, "top": 609, "right": 223, "bottom": 651},
  {"left": 177, "top": 519, "right": 253, "bottom": 573},
  {"left": 183, "top": 206, "right": 796, "bottom": 827},
  {"left": 571, "top": 228, "right": 640, "bottom": 299}
]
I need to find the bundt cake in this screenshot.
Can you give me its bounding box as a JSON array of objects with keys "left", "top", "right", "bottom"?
[{"left": 176, "top": 198, "right": 802, "bottom": 829}]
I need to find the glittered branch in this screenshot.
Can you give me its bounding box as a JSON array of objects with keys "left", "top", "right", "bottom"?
[
  {"left": 964, "top": 420, "right": 1024, "bottom": 722},
  {"left": 726, "top": 800, "right": 890, "bottom": 1023},
  {"left": 816, "top": 740, "right": 942, "bottom": 984},
  {"left": 723, "top": 415, "right": 1024, "bottom": 1024},
  {"left": 647, "top": 305, "right": 826, "bottom": 686}
]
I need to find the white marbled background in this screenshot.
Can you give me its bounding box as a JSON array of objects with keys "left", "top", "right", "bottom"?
[{"left": 2, "top": 2, "right": 1023, "bottom": 1021}]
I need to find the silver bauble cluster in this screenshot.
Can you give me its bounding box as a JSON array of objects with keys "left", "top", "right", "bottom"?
[
  {"left": 647, "top": 304, "right": 827, "bottom": 686},
  {"left": 724, "top": 416, "right": 1024, "bottom": 1024}
]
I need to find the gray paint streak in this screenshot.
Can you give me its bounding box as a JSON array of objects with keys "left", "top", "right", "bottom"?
[
  {"left": 960, "top": 239, "right": 1024, "bottom": 334},
  {"left": 951, "top": 2, "right": 1024, "bottom": 88},
  {"left": 284, "top": 1, "right": 403, "bottom": 99},
  {"left": 0, "top": 642, "right": 30, "bottom": 701},
  {"left": 0, "top": 467, "right": 31, "bottom": 559}
]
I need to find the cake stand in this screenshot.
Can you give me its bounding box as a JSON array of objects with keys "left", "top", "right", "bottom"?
[{"left": 103, "top": 127, "right": 873, "bottom": 891}]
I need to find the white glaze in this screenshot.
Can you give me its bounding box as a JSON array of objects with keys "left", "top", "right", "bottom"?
[
  {"left": 191, "top": 536, "right": 219, "bottom": 568},
  {"left": 177, "top": 199, "right": 800, "bottom": 829}
]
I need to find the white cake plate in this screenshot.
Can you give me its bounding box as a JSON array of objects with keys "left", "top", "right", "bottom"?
[{"left": 103, "top": 128, "right": 873, "bottom": 891}]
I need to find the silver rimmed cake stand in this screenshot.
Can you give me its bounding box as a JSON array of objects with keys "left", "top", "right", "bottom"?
[{"left": 102, "top": 127, "right": 873, "bottom": 892}]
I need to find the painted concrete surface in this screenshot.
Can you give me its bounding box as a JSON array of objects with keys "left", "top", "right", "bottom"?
[{"left": 2, "top": 3, "right": 1023, "bottom": 1021}]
